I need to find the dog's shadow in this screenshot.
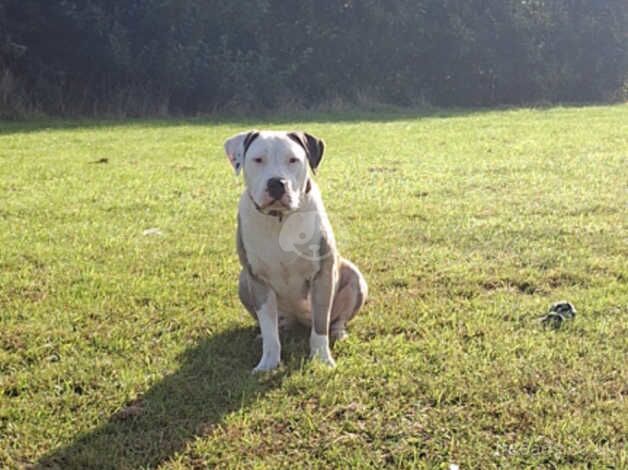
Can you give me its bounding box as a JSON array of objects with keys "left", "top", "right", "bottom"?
[{"left": 36, "top": 325, "right": 310, "bottom": 469}]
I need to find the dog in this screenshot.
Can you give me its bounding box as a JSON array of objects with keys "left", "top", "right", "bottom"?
[{"left": 224, "top": 130, "right": 368, "bottom": 372}]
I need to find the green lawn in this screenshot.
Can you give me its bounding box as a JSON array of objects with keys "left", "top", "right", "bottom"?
[{"left": 1, "top": 105, "right": 626, "bottom": 469}]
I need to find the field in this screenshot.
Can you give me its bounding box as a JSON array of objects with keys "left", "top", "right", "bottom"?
[{"left": 1, "top": 105, "right": 627, "bottom": 468}]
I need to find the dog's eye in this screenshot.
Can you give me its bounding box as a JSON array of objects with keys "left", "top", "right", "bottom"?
[
  {"left": 253, "top": 157, "right": 263, "bottom": 164},
  {"left": 288, "top": 157, "right": 298, "bottom": 164}
]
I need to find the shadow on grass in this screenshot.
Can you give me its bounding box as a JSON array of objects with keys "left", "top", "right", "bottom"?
[
  {"left": 36, "top": 325, "right": 307, "bottom": 469},
  {"left": 0, "top": 107, "right": 497, "bottom": 136},
  {"left": 0, "top": 102, "right": 616, "bottom": 136}
]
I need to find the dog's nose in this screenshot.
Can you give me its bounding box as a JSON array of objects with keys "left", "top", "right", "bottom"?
[{"left": 267, "top": 178, "right": 287, "bottom": 200}]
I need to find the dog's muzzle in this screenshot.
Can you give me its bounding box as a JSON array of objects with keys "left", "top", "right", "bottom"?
[{"left": 267, "top": 177, "right": 287, "bottom": 201}]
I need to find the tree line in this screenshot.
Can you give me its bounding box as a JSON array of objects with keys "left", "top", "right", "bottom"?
[{"left": 1, "top": 0, "right": 626, "bottom": 117}]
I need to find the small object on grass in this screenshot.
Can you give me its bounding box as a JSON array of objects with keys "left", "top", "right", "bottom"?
[
  {"left": 89, "top": 157, "right": 109, "bottom": 164},
  {"left": 540, "top": 300, "right": 576, "bottom": 328},
  {"left": 143, "top": 227, "right": 163, "bottom": 236},
  {"left": 113, "top": 398, "right": 144, "bottom": 421}
]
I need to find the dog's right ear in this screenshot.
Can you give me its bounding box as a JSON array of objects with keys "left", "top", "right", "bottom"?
[{"left": 223, "top": 130, "right": 260, "bottom": 175}]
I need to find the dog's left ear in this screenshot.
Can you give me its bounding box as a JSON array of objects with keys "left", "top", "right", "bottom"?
[
  {"left": 287, "top": 132, "right": 325, "bottom": 173},
  {"left": 224, "top": 130, "right": 260, "bottom": 175}
]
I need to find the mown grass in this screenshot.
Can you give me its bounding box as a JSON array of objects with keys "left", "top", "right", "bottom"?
[{"left": 0, "top": 105, "right": 626, "bottom": 469}]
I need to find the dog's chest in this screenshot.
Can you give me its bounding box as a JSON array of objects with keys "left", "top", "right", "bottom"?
[{"left": 241, "top": 220, "right": 319, "bottom": 295}]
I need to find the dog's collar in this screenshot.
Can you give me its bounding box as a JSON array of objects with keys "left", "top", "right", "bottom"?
[{"left": 248, "top": 191, "right": 284, "bottom": 222}]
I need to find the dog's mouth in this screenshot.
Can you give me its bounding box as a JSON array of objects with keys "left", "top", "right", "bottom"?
[
  {"left": 261, "top": 198, "right": 292, "bottom": 211},
  {"left": 249, "top": 190, "right": 297, "bottom": 217},
  {"left": 258, "top": 191, "right": 295, "bottom": 208}
]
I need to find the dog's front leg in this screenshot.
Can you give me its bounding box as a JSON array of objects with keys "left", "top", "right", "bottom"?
[
  {"left": 253, "top": 287, "right": 281, "bottom": 373},
  {"left": 310, "top": 239, "right": 338, "bottom": 367}
]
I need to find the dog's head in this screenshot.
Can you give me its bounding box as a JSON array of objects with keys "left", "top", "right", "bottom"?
[{"left": 224, "top": 130, "right": 325, "bottom": 214}]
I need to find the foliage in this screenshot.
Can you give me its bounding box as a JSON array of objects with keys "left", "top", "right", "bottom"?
[
  {"left": 2, "top": 0, "right": 625, "bottom": 116},
  {"left": 1, "top": 1, "right": 626, "bottom": 116}
]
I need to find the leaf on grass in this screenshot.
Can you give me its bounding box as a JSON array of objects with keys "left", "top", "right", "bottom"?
[{"left": 143, "top": 228, "right": 163, "bottom": 236}]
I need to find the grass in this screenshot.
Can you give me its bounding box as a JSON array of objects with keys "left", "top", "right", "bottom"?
[{"left": 0, "top": 104, "right": 627, "bottom": 469}]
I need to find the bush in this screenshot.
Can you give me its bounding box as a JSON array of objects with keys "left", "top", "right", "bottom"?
[{"left": 1, "top": 0, "right": 626, "bottom": 117}]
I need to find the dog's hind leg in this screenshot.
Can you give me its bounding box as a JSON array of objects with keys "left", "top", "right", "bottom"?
[{"left": 329, "top": 258, "right": 368, "bottom": 341}]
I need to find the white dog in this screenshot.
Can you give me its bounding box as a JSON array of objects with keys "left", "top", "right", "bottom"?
[{"left": 224, "top": 130, "right": 367, "bottom": 372}]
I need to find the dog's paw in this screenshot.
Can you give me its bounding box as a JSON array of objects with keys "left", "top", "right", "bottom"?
[
  {"left": 278, "top": 315, "right": 296, "bottom": 332},
  {"left": 310, "top": 332, "right": 336, "bottom": 368},
  {"left": 310, "top": 348, "right": 336, "bottom": 367},
  {"left": 252, "top": 354, "right": 281, "bottom": 373},
  {"left": 331, "top": 328, "right": 349, "bottom": 342}
]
